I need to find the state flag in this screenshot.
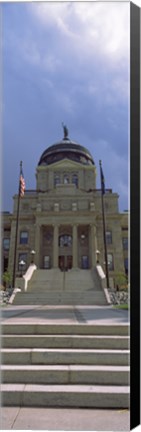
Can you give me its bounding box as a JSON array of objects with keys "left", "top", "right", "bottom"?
[{"left": 99, "top": 161, "right": 105, "bottom": 195}]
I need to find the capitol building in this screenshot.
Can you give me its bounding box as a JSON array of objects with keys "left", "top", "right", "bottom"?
[{"left": 2, "top": 128, "right": 128, "bottom": 292}]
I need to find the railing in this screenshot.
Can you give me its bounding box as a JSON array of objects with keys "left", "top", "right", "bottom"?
[
  {"left": 23, "top": 264, "right": 37, "bottom": 291},
  {"left": 95, "top": 265, "right": 112, "bottom": 304},
  {"left": 86, "top": 188, "right": 113, "bottom": 193}
]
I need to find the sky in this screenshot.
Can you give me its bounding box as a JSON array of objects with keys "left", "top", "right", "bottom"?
[{"left": 2, "top": 1, "right": 130, "bottom": 212}]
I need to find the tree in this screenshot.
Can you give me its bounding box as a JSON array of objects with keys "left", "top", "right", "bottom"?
[
  {"left": 2, "top": 271, "right": 12, "bottom": 290},
  {"left": 114, "top": 272, "right": 128, "bottom": 291}
]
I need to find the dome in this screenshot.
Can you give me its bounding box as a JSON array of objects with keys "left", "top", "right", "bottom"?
[{"left": 38, "top": 136, "right": 94, "bottom": 167}]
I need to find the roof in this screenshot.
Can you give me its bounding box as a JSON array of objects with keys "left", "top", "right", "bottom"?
[{"left": 38, "top": 137, "right": 95, "bottom": 167}]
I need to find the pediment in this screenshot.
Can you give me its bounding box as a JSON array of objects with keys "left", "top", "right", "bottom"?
[{"left": 50, "top": 158, "right": 82, "bottom": 170}]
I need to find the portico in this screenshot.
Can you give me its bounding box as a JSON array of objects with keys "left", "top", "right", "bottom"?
[{"left": 34, "top": 222, "right": 97, "bottom": 270}]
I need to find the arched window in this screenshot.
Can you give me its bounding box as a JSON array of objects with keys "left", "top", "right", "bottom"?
[
  {"left": 72, "top": 174, "right": 78, "bottom": 187},
  {"left": 59, "top": 235, "right": 72, "bottom": 247},
  {"left": 63, "top": 174, "right": 69, "bottom": 184}
]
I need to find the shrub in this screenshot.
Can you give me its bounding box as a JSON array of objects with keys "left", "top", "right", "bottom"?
[
  {"left": 114, "top": 272, "right": 128, "bottom": 291},
  {"left": 2, "top": 271, "right": 12, "bottom": 290}
]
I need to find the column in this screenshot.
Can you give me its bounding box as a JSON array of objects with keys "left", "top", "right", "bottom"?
[
  {"left": 53, "top": 225, "right": 59, "bottom": 268},
  {"left": 90, "top": 224, "right": 97, "bottom": 267},
  {"left": 73, "top": 224, "right": 78, "bottom": 268},
  {"left": 35, "top": 224, "right": 41, "bottom": 268}
]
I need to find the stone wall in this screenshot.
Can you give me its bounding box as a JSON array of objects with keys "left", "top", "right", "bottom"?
[{"left": 109, "top": 289, "right": 129, "bottom": 305}]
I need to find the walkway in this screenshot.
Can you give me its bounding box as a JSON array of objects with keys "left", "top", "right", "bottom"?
[
  {"left": 1, "top": 304, "right": 129, "bottom": 325},
  {"left": 1, "top": 304, "right": 130, "bottom": 431}
]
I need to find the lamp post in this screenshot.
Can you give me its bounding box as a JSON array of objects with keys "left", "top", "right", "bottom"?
[
  {"left": 96, "top": 249, "right": 100, "bottom": 264},
  {"left": 30, "top": 250, "right": 36, "bottom": 264},
  {"left": 104, "top": 260, "right": 110, "bottom": 288},
  {"left": 19, "top": 260, "right": 25, "bottom": 277}
]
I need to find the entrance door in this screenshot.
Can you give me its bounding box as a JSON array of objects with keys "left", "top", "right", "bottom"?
[
  {"left": 67, "top": 256, "right": 72, "bottom": 270},
  {"left": 81, "top": 255, "right": 89, "bottom": 269},
  {"left": 59, "top": 256, "right": 65, "bottom": 271},
  {"left": 44, "top": 256, "right": 50, "bottom": 269},
  {"left": 59, "top": 256, "right": 72, "bottom": 271}
]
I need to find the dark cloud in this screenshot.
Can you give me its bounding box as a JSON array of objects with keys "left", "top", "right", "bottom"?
[{"left": 2, "top": 2, "right": 129, "bottom": 212}]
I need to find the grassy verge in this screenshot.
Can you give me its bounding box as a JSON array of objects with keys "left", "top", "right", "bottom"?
[{"left": 113, "top": 304, "right": 129, "bottom": 310}]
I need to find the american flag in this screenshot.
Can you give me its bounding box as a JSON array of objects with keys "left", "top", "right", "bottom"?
[{"left": 19, "top": 166, "right": 25, "bottom": 197}]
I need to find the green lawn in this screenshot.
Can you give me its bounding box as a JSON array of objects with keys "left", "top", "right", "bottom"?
[{"left": 113, "top": 304, "right": 129, "bottom": 310}]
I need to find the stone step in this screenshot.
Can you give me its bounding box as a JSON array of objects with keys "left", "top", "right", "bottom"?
[
  {"left": 1, "top": 383, "right": 130, "bottom": 408},
  {"left": 1, "top": 365, "right": 130, "bottom": 386},
  {"left": 1, "top": 308, "right": 130, "bottom": 409},
  {"left": 2, "top": 334, "right": 130, "bottom": 350},
  {"left": 13, "top": 291, "right": 107, "bottom": 306},
  {"left": 29, "top": 270, "right": 93, "bottom": 282},
  {"left": 2, "top": 323, "right": 129, "bottom": 336},
  {"left": 27, "top": 269, "right": 100, "bottom": 292},
  {"left": 2, "top": 348, "right": 129, "bottom": 365},
  {"left": 28, "top": 285, "right": 65, "bottom": 291},
  {"left": 27, "top": 285, "right": 101, "bottom": 292},
  {"left": 13, "top": 290, "right": 105, "bottom": 296},
  {"left": 13, "top": 299, "right": 107, "bottom": 306}
]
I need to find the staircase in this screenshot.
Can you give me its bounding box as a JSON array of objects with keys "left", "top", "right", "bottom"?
[
  {"left": 1, "top": 321, "right": 130, "bottom": 408},
  {"left": 12, "top": 269, "right": 108, "bottom": 305}
]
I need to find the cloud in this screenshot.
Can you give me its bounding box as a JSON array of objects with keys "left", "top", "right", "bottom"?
[
  {"left": 5, "top": 3, "right": 129, "bottom": 109},
  {"left": 21, "top": 40, "right": 41, "bottom": 66},
  {"left": 87, "top": 73, "right": 129, "bottom": 108},
  {"left": 3, "top": 3, "right": 129, "bottom": 212},
  {"left": 118, "top": 180, "right": 129, "bottom": 201},
  {"left": 110, "top": 77, "right": 129, "bottom": 103},
  {"left": 93, "top": 139, "right": 128, "bottom": 204},
  {"left": 29, "top": 2, "right": 129, "bottom": 63}
]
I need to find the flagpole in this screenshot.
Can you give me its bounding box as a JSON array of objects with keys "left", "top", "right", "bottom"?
[
  {"left": 99, "top": 160, "right": 110, "bottom": 288},
  {"left": 12, "top": 161, "right": 23, "bottom": 289}
]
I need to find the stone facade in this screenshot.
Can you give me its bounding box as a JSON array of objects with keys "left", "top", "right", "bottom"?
[{"left": 2, "top": 136, "right": 128, "bottom": 288}]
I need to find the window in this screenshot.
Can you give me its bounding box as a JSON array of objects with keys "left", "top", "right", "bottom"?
[
  {"left": 122, "top": 227, "right": 128, "bottom": 231},
  {"left": 18, "top": 253, "right": 27, "bottom": 270},
  {"left": 59, "top": 235, "right": 72, "bottom": 247},
  {"left": 54, "top": 174, "right": 60, "bottom": 186},
  {"left": 3, "top": 257, "right": 8, "bottom": 272},
  {"left": 3, "top": 238, "right": 10, "bottom": 250},
  {"left": 106, "top": 231, "right": 112, "bottom": 244},
  {"left": 81, "top": 256, "right": 89, "bottom": 269},
  {"left": 63, "top": 174, "right": 69, "bottom": 184},
  {"left": 124, "top": 258, "right": 128, "bottom": 275},
  {"left": 72, "top": 174, "right": 78, "bottom": 187},
  {"left": 22, "top": 203, "right": 29, "bottom": 211},
  {"left": 43, "top": 232, "right": 52, "bottom": 245},
  {"left": 108, "top": 253, "right": 114, "bottom": 271},
  {"left": 122, "top": 237, "right": 128, "bottom": 250},
  {"left": 20, "top": 231, "right": 28, "bottom": 244}
]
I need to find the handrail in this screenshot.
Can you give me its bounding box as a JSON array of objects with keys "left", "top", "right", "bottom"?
[{"left": 23, "top": 264, "right": 37, "bottom": 291}]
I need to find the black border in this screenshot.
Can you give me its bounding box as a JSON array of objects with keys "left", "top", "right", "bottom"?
[{"left": 130, "top": 2, "right": 140, "bottom": 430}]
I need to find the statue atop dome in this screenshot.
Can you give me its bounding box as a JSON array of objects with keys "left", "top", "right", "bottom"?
[{"left": 62, "top": 123, "right": 69, "bottom": 139}]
